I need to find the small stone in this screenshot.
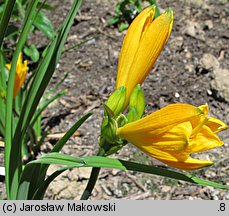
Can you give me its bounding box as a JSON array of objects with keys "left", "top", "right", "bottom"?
[
  {"left": 183, "top": 21, "right": 205, "bottom": 41},
  {"left": 175, "top": 92, "right": 180, "bottom": 98},
  {"left": 169, "top": 36, "right": 184, "bottom": 51},
  {"left": 161, "top": 186, "right": 171, "bottom": 193},
  {"left": 113, "top": 50, "right": 119, "bottom": 58},
  {"left": 191, "top": 0, "right": 211, "bottom": 10},
  {"left": 204, "top": 20, "right": 213, "bottom": 30},
  {"left": 185, "top": 64, "right": 194, "bottom": 73},
  {"left": 205, "top": 170, "right": 216, "bottom": 178},
  {"left": 207, "top": 89, "right": 212, "bottom": 95},
  {"left": 0, "top": 167, "right": 5, "bottom": 176},
  {"left": 185, "top": 51, "right": 192, "bottom": 59},
  {"left": 199, "top": 53, "right": 220, "bottom": 71},
  {"left": 211, "top": 68, "right": 229, "bottom": 102}
]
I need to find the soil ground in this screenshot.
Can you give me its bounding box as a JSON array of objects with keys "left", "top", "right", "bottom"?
[{"left": 1, "top": 0, "right": 229, "bottom": 200}]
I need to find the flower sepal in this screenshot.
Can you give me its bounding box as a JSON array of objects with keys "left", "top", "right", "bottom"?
[
  {"left": 99, "top": 103, "right": 127, "bottom": 156},
  {"left": 106, "top": 86, "right": 126, "bottom": 117},
  {"left": 126, "top": 84, "right": 145, "bottom": 122},
  {"left": 100, "top": 103, "right": 118, "bottom": 144}
]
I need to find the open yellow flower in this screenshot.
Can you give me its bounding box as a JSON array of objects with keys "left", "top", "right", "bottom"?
[
  {"left": 6, "top": 52, "right": 28, "bottom": 97},
  {"left": 116, "top": 6, "right": 174, "bottom": 108},
  {"left": 117, "top": 104, "right": 228, "bottom": 170}
]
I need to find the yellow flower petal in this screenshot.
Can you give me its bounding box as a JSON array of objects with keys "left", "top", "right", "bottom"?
[
  {"left": 189, "top": 125, "right": 224, "bottom": 153},
  {"left": 159, "top": 157, "right": 213, "bottom": 170},
  {"left": 6, "top": 63, "right": 11, "bottom": 70},
  {"left": 129, "top": 122, "right": 193, "bottom": 162},
  {"left": 116, "top": 7, "right": 174, "bottom": 108},
  {"left": 116, "top": 6, "right": 155, "bottom": 89},
  {"left": 117, "top": 104, "right": 203, "bottom": 136},
  {"left": 132, "top": 144, "right": 213, "bottom": 170},
  {"left": 197, "top": 104, "right": 228, "bottom": 133},
  {"left": 6, "top": 52, "right": 28, "bottom": 97},
  {"left": 205, "top": 117, "right": 229, "bottom": 133},
  {"left": 117, "top": 103, "right": 227, "bottom": 170}
]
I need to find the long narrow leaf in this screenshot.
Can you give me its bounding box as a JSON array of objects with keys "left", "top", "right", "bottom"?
[
  {"left": 29, "top": 153, "right": 228, "bottom": 190},
  {"left": 5, "top": 0, "right": 39, "bottom": 199},
  {"left": 31, "top": 112, "right": 92, "bottom": 196},
  {"left": 13, "top": 0, "right": 82, "bottom": 152},
  {"left": 32, "top": 168, "right": 67, "bottom": 199},
  {"left": 30, "top": 89, "right": 67, "bottom": 128},
  {"left": 51, "top": 112, "right": 92, "bottom": 152},
  {"left": 42, "top": 72, "right": 68, "bottom": 101},
  {"left": 13, "top": 1, "right": 82, "bottom": 199},
  {"left": 17, "top": 112, "right": 92, "bottom": 199},
  {"left": 0, "top": 0, "right": 16, "bottom": 47}
]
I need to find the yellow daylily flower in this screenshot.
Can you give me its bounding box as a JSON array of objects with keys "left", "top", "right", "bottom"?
[
  {"left": 116, "top": 6, "right": 174, "bottom": 108},
  {"left": 6, "top": 52, "right": 28, "bottom": 97},
  {"left": 117, "top": 104, "right": 228, "bottom": 170}
]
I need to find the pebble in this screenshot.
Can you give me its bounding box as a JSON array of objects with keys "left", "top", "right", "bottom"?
[
  {"left": 211, "top": 67, "right": 229, "bottom": 102},
  {"left": 169, "top": 36, "right": 184, "bottom": 51},
  {"left": 199, "top": 53, "right": 220, "bottom": 71},
  {"left": 204, "top": 20, "right": 213, "bottom": 30},
  {"left": 190, "top": 0, "right": 211, "bottom": 10},
  {"left": 183, "top": 21, "right": 205, "bottom": 41},
  {"left": 175, "top": 92, "right": 180, "bottom": 98}
]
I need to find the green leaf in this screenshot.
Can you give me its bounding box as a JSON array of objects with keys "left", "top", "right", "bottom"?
[
  {"left": 4, "top": 0, "right": 40, "bottom": 200},
  {"left": 30, "top": 89, "right": 67, "bottom": 129},
  {"left": 37, "top": 2, "right": 54, "bottom": 11},
  {"left": 17, "top": 111, "right": 91, "bottom": 199},
  {"left": 23, "top": 44, "right": 40, "bottom": 62},
  {"left": 30, "top": 153, "right": 229, "bottom": 190},
  {"left": 0, "top": 0, "right": 16, "bottom": 47},
  {"left": 33, "top": 11, "right": 54, "bottom": 40},
  {"left": 118, "top": 22, "right": 129, "bottom": 32},
  {"left": 13, "top": 0, "right": 82, "bottom": 144},
  {"left": 147, "top": 0, "right": 160, "bottom": 18},
  {"left": 32, "top": 168, "right": 66, "bottom": 199},
  {"left": 51, "top": 112, "right": 92, "bottom": 152},
  {"left": 5, "top": 24, "right": 19, "bottom": 39},
  {"left": 107, "top": 17, "right": 119, "bottom": 25},
  {"left": 32, "top": 153, "right": 85, "bottom": 165}
]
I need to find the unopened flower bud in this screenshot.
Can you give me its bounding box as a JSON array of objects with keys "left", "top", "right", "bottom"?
[
  {"left": 106, "top": 86, "right": 126, "bottom": 117},
  {"left": 100, "top": 117, "right": 118, "bottom": 145},
  {"left": 126, "top": 84, "right": 145, "bottom": 122}
]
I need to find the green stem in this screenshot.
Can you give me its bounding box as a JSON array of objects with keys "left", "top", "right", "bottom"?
[
  {"left": 80, "top": 167, "right": 101, "bottom": 200},
  {"left": 80, "top": 148, "right": 105, "bottom": 200}
]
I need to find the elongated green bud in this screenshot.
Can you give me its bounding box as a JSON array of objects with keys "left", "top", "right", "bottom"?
[
  {"left": 101, "top": 118, "right": 117, "bottom": 144},
  {"left": 99, "top": 104, "right": 126, "bottom": 155},
  {"left": 100, "top": 104, "right": 118, "bottom": 145},
  {"left": 126, "top": 84, "right": 145, "bottom": 122},
  {"left": 106, "top": 86, "right": 126, "bottom": 117}
]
